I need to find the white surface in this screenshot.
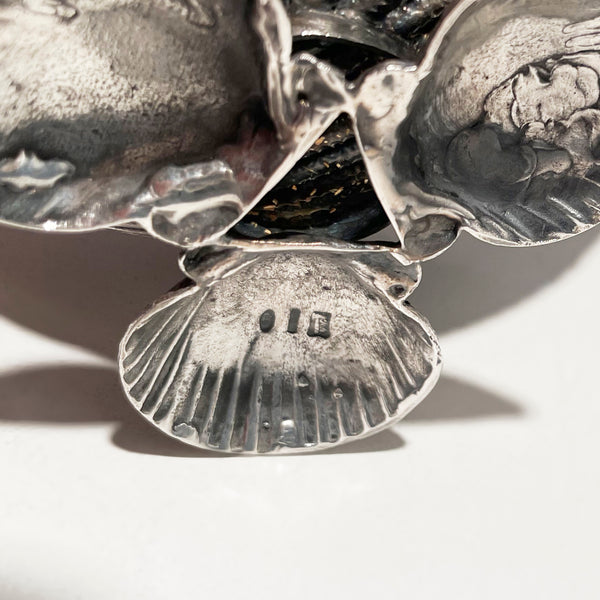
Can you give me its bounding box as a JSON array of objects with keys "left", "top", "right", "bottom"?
[{"left": 0, "top": 225, "right": 599, "bottom": 599}]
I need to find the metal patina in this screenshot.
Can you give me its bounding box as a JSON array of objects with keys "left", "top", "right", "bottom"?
[
  {"left": 0, "top": 0, "right": 599, "bottom": 453},
  {"left": 240, "top": 0, "right": 457, "bottom": 240}
]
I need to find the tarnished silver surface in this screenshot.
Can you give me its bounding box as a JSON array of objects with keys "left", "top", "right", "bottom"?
[
  {"left": 1, "top": 0, "right": 600, "bottom": 453},
  {"left": 0, "top": 0, "right": 261, "bottom": 179},
  {"left": 288, "top": 0, "right": 456, "bottom": 60},
  {"left": 6, "top": 0, "right": 600, "bottom": 256},
  {"left": 120, "top": 246, "right": 440, "bottom": 453},
  {"left": 0, "top": 0, "right": 347, "bottom": 247},
  {"left": 351, "top": 0, "right": 600, "bottom": 259}
]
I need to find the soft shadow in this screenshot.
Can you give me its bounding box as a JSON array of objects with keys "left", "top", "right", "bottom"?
[
  {"left": 404, "top": 375, "right": 522, "bottom": 422},
  {"left": 0, "top": 226, "right": 180, "bottom": 358},
  {"left": 0, "top": 225, "right": 538, "bottom": 457},
  {"left": 0, "top": 365, "right": 404, "bottom": 457},
  {"left": 0, "top": 365, "right": 520, "bottom": 457},
  {"left": 319, "top": 375, "right": 522, "bottom": 455},
  {"left": 316, "top": 429, "right": 405, "bottom": 455},
  {"left": 0, "top": 364, "right": 213, "bottom": 458},
  {"left": 1, "top": 223, "right": 599, "bottom": 358},
  {"left": 411, "top": 227, "right": 600, "bottom": 334}
]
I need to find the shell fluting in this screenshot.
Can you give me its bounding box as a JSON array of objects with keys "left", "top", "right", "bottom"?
[{"left": 119, "top": 250, "right": 441, "bottom": 454}]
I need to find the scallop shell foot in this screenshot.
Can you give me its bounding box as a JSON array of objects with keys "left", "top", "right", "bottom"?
[{"left": 119, "top": 249, "right": 442, "bottom": 454}]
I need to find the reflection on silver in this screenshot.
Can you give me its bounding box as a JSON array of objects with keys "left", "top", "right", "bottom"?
[
  {"left": 120, "top": 248, "right": 440, "bottom": 454},
  {"left": 0, "top": 151, "right": 74, "bottom": 191},
  {"left": 352, "top": 0, "right": 600, "bottom": 259},
  {"left": 288, "top": 0, "right": 455, "bottom": 59},
  {"left": 0, "top": 0, "right": 599, "bottom": 453},
  {"left": 22, "top": 0, "right": 78, "bottom": 21},
  {"left": 0, "top": 0, "right": 349, "bottom": 248}
]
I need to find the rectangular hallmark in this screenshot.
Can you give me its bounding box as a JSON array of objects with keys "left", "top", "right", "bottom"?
[{"left": 307, "top": 312, "right": 332, "bottom": 339}]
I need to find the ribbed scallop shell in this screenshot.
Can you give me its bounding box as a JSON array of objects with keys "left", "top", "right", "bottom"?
[{"left": 119, "top": 250, "right": 441, "bottom": 453}]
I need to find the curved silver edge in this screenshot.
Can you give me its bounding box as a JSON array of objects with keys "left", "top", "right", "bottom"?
[{"left": 119, "top": 247, "right": 441, "bottom": 454}]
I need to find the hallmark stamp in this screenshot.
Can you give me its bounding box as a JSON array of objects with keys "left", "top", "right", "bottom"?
[
  {"left": 259, "top": 309, "right": 276, "bottom": 333},
  {"left": 259, "top": 308, "right": 332, "bottom": 338},
  {"left": 307, "top": 312, "right": 332, "bottom": 339},
  {"left": 287, "top": 308, "right": 301, "bottom": 333}
]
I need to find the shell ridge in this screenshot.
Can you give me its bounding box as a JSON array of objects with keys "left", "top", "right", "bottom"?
[
  {"left": 199, "top": 367, "right": 225, "bottom": 448},
  {"left": 119, "top": 251, "right": 442, "bottom": 453},
  {"left": 172, "top": 362, "right": 208, "bottom": 441},
  {"left": 130, "top": 294, "right": 203, "bottom": 408},
  {"left": 123, "top": 297, "right": 190, "bottom": 371},
  {"left": 151, "top": 335, "right": 194, "bottom": 425},
  {"left": 122, "top": 288, "right": 203, "bottom": 387}
]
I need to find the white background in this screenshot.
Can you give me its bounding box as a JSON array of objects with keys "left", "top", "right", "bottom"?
[{"left": 0, "top": 223, "right": 599, "bottom": 599}]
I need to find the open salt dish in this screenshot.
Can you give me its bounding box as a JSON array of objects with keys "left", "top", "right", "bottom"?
[{"left": 1, "top": 0, "right": 599, "bottom": 453}]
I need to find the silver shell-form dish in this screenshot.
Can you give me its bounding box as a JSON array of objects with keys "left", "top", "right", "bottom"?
[
  {"left": 1, "top": 0, "right": 599, "bottom": 453},
  {"left": 120, "top": 248, "right": 440, "bottom": 453}
]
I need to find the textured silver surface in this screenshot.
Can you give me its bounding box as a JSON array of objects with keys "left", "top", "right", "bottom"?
[
  {"left": 1, "top": 0, "right": 600, "bottom": 453},
  {"left": 5, "top": 0, "right": 600, "bottom": 257},
  {"left": 120, "top": 248, "right": 441, "bottom": 453},
  {"left": 288, "top": 0, "right": 456, "bottom": 60},
  {"left": 0, "top": 0, "right": 347, "bottom": 247},
  {"left": 351, "top": 0, "right": 600, "bottom": 259},
  {"left": 0, "top": 150, "right": 75, "bottom": 190},
  {"left": 0, "top": 0, "right": 260, "bottom": 178}
]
